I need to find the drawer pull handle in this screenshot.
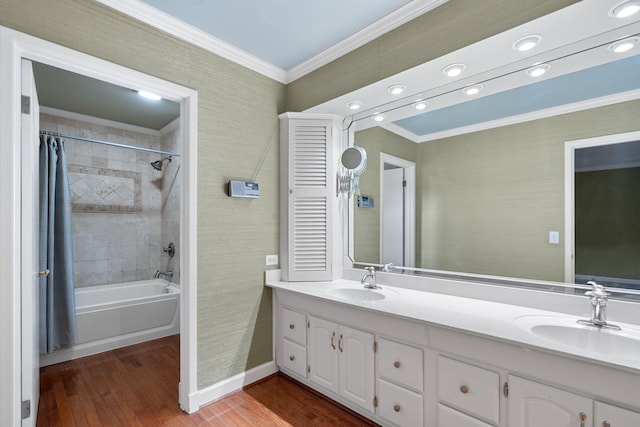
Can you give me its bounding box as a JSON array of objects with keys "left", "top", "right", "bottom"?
[
  {"left": 580, "top": 412, "right": 587, "bottom": 427},
  {"left": 289, "top": 355, "right": 295, "bottom": 361},
  {"left": 394, "top": 404, "right": 401, "bottom": 412},
  {"left": 460, "top": 385, "right": 469, "bottom": 394},
  {"left": 394, "top": 361, "right": 401, "bottom": 368},
  {"left": 330, "top": 332, "right": 336, "bottom": 350},
  {"left": 603, "top": 422, "right": 611, "bottom": 427}
]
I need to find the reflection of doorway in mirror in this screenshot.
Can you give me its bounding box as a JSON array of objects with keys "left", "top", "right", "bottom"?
[
  {"left": 380, "top": 153, "right": 415, "bottom": 267},
  {"left": 565, "top": 131, "right": 640, "bottom": 294}
]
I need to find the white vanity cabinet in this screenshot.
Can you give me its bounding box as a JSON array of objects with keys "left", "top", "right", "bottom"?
[
  {"left": 595, "top": 401, "right": 640, "bottom": 427},
  {"left": 376, "top": 338, "right": 424, "bottom": 426},
  {"left": 279, "top": 307, "right": 307, "bottom": 377},
  {"left": 437, "top": 356, "right": 500, "bottom": 426},
  {"left": 308, "top": 316, "right": 375, "bottom": 412}
]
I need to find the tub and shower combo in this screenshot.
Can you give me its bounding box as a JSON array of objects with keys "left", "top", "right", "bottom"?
[{"left": 40, "top": 279, "right": 180, "bottom": 366}]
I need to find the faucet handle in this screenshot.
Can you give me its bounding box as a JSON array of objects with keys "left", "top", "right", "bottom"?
[{"left": 585, "top": 281, "right": 608, "bottom": 299}]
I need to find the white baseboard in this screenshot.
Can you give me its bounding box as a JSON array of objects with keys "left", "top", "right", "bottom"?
[{"left": 196, "top": 361, "right": 278, "bottom": 409}]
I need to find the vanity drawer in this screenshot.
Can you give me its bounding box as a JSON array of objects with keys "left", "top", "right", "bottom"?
[
  {"left": 437, "top": 356, "right": 499, "bottom": 425},
  {"left": 438, "top": 403, "right": 494, "bottom": 427},
  {"left": 282, "top": 307, "right": 306, "bottom": 345},
  {"left": 595, "top": 401, "right": 640, "bottom": 426},
  {"left": 281, "top": 339, "right": 307, "bottom": 377},
  {"left": 378, "top": 337, "right": 423, "bottom": 392},
  {"left": 377, "top": 379, "right": 423, "bottom": 427}
]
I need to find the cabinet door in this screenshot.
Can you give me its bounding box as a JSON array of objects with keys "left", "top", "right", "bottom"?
[
  {"left": 308, "top": 317, "right": 339, "bottom": 394},
  {"left": 338, "top": 325, "right": 375, "bottom": 412},
  {"left": 508, "top": 376, "right": 593, "bottom": 427},
  {"left": 595, "top": 401, "right": 640, "bottom": 427}
]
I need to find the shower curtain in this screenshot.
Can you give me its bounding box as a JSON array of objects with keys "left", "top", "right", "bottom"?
[{"left": 39, "top": 134, "right": 76, "bottom": 354}]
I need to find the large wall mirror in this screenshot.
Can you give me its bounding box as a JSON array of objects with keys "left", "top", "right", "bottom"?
[{"left": 337, "top": 1, "right": 640, "bottom": 298}]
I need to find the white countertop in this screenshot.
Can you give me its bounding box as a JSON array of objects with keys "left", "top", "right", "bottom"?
[{"left": 266, "top": 278, "right": 640, "bottom": 372}]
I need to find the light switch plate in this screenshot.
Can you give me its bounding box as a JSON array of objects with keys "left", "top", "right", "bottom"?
[
  {"left": 266, "top": 254, "right": 279, "bottom": 266},
  {"left": 549, "top": 231, "right": 560, "bottom": 244}
]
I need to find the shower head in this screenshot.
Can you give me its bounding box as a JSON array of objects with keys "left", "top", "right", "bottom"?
[{"left": 151, "top": 156, "right": 172, "bottom": 171}]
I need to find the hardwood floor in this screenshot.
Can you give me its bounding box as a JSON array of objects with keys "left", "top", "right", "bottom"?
[{"left": 37, "top": 336, "right": 377, "bottom": 426}]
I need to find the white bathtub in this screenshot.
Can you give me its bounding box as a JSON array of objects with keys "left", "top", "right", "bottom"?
[{"left": 40, "top": 279, "right": 180, "bottom": 367}]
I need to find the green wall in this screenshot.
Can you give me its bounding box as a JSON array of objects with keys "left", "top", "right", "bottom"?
[{"left": 0, "top": 0, "right": 284, "bottom": 388}]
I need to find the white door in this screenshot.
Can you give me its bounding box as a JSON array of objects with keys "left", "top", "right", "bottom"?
[
  {"left": 508, "top": 376, "right": 593, "bottom": 427},
  {"left": 382, "top": 167, "right": 405, "bottom": 266},
  {"left": 21, "top": 58, "right": 40, "bottom": 427},
  {"left": 338, "top": 325, "right": 374, "bottom": 412},
  {"left": 308, "top": 317, "right": 339, "bottom": 393}
]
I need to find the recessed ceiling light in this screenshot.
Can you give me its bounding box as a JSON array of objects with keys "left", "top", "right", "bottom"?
[
  {"left": 526, "top": 63, "right": 551, "bottom": 77},
  {"left": 373, "top": 113, "right": 387, "bottom": 122},
  {"left": 608, "top": 37, "right": 639, "bottom": 53},
  {"left": 414, "top": 101, "right": 428, "bottom": 110},
  {"left": 609, "top": 0, "right": 640, "bottom": 18},
  {"left": 512, "top": 35, "right": 542, "bottom": 52},
  {"left": 138, "top": 90, "right": 162, "bottom": 101},
  {"left": 387, "top": 85, "right": 406, "bottom": 95},
  {"left": 443, "top": 63, "right": 465, "bottom": 77},
  {"left": 463, "top": 85, "right": 482, "bottom": 96},
  {"left": 347, "top": 101, "right": 363, "bottom": 110}
]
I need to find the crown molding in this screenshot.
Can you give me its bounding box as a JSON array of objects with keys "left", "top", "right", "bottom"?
[
  {"left": 96, "top": 0, "right": 449, "bottom": 84},
  {"left": 285, "top": 0, "right": 449, "bottom": 83},
  {"left": 95, "top": 0, "right": 288, "bottom": 83}
]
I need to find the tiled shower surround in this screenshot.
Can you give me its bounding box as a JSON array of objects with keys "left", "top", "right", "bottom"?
[{"left": 40, "top": 112, "right": 180, "bottom": 287}]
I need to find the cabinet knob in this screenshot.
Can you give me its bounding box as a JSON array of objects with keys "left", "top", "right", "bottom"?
[
  {"left": 580, "top": 412, "right": 587, "bottom": 427},
  {"left": 460, "top": 385, "right": 469, "bottom": 394},
  {"left": 394, "top": 404, "right": 401, "bottom": 412},
  {"left": 289, "top": 355, "right": 295, "bottom": 361},
  {"left": 603, "top": 422, "right": 611, "bottom": 427},
  {"left": 289, "top": 323, "right": 295, "bottom": 329},
  {"left": 394, "top": 361, "right": 401, "bottom": 368}
]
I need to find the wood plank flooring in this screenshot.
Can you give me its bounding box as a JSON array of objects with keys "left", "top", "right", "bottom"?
[{"left": 37, "top": 335, "right": 377, "bottom": 426}]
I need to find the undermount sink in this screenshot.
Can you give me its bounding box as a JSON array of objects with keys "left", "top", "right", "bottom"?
[
  {"left": 515, "top": 315, "right": 640, "bottom": 360},
  {"left": 327, "top": 287, "right": 395, "bottom": 302}
]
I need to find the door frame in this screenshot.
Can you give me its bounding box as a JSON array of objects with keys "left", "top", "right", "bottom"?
[
  {"left": 0, "top": 26, "right": 200, "bottom": 426},
  {"left": 379, "top": 153, "right": 416, "bottom": 267},
  {"left": 564, "top": 129, "right": 640, "bottom": 284}
]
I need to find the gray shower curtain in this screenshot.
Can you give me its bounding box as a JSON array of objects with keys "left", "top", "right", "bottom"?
[{"left": 39, "top": 134, "right": 76, "bottom": 354}]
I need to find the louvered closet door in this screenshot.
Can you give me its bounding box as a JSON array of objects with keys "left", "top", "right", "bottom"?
[{"left": 287, "top": 119, "right": 333, "bottom": 281}]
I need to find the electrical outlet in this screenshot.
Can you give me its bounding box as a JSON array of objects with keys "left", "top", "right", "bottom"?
[
  {"left": 549, "top": 231, "right": 560, "bottom": 244},
  {"left": 265, "top": 254, "right": 279, "bottom": 266}
]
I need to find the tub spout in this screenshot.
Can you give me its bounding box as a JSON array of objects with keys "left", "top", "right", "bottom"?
[{"left": 155, "top": 270, "right": 173, "bottom": 279}]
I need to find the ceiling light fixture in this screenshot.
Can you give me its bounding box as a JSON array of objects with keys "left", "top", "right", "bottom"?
[
  {"left": 526, "top": 63, "right": 551, "bottom": 77},
  {"left": 138, "top": 90, "right": 162, "bottom": 101},
  {"left": 512, "top": 35, "right": 542, "bottom": 52},
  {"left": 443, "top": 63, "right": 465, "bottom": 77},
  {"left": 463, "top": 85, "right": 482, "bottom": 96},
  {"left": 608, "top": 37, "right": 639, "bottom": 53},
  {"left": 414, "top": 101, "right": 428, "bottom": 110},
  {"left": 387, "top": 84, "right": 406, "bottom": 95},
  {"left": 373, "top": 113, "right": 387, "bottom": 122},
  {"left": 609, "top": 0, "right": 640, "bottom": 18},
  {"left": 347, "top": 101, "right": 363, "bottom": 110}
]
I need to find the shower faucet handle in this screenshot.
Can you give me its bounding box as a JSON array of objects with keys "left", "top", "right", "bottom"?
[{"left": 163, "top": 242, "right": 175, "bottom": 257}]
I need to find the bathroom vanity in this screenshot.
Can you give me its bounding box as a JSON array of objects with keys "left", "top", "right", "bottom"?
[{"left": 266, "top": 273, "right": 640, "bottom": 427}]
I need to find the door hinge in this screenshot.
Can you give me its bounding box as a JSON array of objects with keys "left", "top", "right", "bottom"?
[
  {"left": 503, "top": 382, "right": 509, "bottom": 398},
  {"left": 307, "top": 319, "right": 310, "bottom": 328},
  {"left": 307, "top": 365, "right": 310, "bottom": 374},
  {"left": 21, "top": 95, "right": 31, "bottom": 115},
  {"left": 402, "top": 179, "right": 407, "bottom": 187},
  {"left": 373, "top": 396, "right": 378, "bottom": 408},
  {"left": 373, "top": 341, "right": 377, "bottom": 352},
  {"left": 21, "top": 400, "right": 31, "bottom": 420}
]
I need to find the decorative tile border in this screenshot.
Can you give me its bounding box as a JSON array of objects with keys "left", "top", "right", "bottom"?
[{"left": 68, "top": 165, "right": 142, "bottom": 213}]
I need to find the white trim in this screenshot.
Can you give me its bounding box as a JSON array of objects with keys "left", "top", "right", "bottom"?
[
  {"left": 379, "top": 153, "right": 416, "bottom": 268},
  {"left": 0, "top": 25, "right": 199, "bottom": 425},
  {"left": 286, "top": 0, "right": 449, "bottom": 82},
  {"left": 40, "top": 106, "right": 161, "bottom": 137},
  {"left": 564, "top": 130, "right": 640, "bottom": 284},
  {"left": 196, "top": 362, "right": 278, "bottom": 408},
  {"left": 96, "top": 0, "right": 449, "bottom": 84}
]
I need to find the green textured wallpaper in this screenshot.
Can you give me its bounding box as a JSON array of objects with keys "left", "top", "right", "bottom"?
[
  {"left": 286, "top": 0, "right": 579, "bottom": 112},
  {"left": 0, "top": 0, "right": 284, "bottom": 388}
]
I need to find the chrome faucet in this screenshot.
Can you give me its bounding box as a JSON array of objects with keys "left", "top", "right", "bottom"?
[
  {"left": 155, "top": 270, "right": 173, "bottom": 279},
  {"left": 578, "top": 281, "right": 620, "bottom": 330},
  {"left": 361, "top": 267, "right": 380, "bottom": 290}
]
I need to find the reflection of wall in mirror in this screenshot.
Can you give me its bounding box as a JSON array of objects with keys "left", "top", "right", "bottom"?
[
  {"left": 353, "top": 127, "right": 417, "bottom": 264},
  {"left": 353, "top": 99, "right": 640, "bottom": 282}
]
